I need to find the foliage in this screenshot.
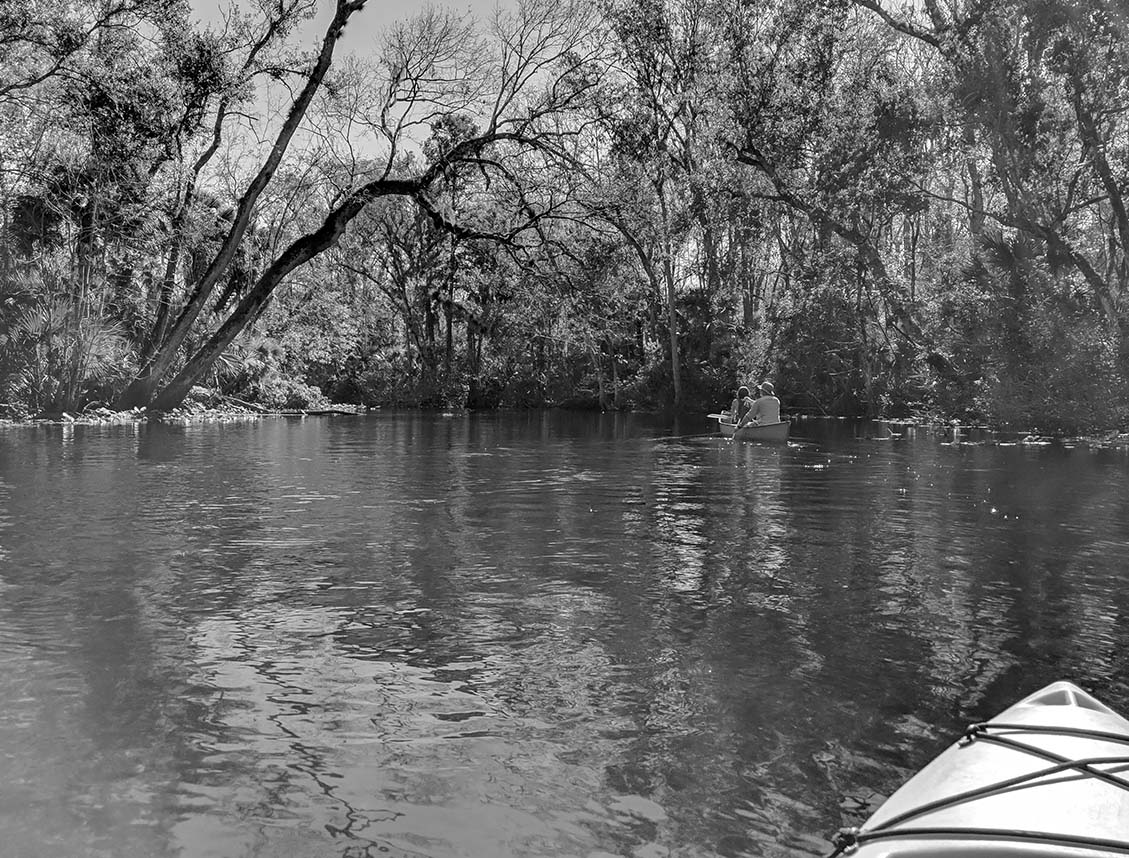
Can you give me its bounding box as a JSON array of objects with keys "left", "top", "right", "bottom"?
[
  {"left": 0, "top": 286, "right": 135, "bottom": 414},
  {"left": 0, "top": 0, "right": 1128, "bottom": 432}
]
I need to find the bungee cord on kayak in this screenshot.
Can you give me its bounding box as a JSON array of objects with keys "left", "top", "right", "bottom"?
[
  {"left": 958, "top": 723, "right": 1129, "bottom": 795},
  {"left": 825, "top": 705, "right": 1129, "bottom": 857},
  {"left": 829, "top": 826, "right": 1129, "bottom": 856},
  {"left": 961, "top": 720, "right": 1129, "bottom": 747}
]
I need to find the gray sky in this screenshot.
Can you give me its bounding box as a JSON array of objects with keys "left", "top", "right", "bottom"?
[{"left": 190, "top": 0, "right": 507, "bottom": 54}]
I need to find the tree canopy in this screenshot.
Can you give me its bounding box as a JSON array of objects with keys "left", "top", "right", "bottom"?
[{"left": 1, "top": 0, "right": 1125, "bottom": 432}]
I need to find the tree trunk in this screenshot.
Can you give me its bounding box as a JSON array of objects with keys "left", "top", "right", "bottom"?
[
  {"left": 117, "top": 0, "right": 362, "bottom": 409},
  {"left": 444, "top": 295, "right": 453, "bottom": 378},
  {"left": 663, "top": 251, "right": 681, "bottom": 407},
  {"left": 150, "top": 175, "right": 419, "bottom": 410},
  {"left": 465, "top": 321, "right": 481, "bottom": 406},
  {"left": 966, "top": 158, "right": 985, "bottom": 238},
  {"left": 611, "top": 346, "right": 622, "bottom": 409},
  {"left": 593, "top": 344, "right": 607, "bottom": 410},
  {"left": 147, "top": 235, "right": 182, "bottom": 359}
]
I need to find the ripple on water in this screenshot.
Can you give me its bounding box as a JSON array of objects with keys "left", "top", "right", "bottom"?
[{"left": 1, "top": 414, "right": 1129, "bottom": 857}]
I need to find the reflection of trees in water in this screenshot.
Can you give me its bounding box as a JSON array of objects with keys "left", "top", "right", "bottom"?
[
  {"left": 7, "top": 415, "right": 1129, "bottom": 856},
  {"left": 584, "top": 439, "right": 833, "bottom": 855},
  {"left": 966, "top": 447, "right": 1129, "bottom": 693},
  {"left": 757, "top": 436, "right": 1129, "bottom": 845},
  {"left": 0, "top": 422, "right": 279, "bottom": 856},
  {"left": 173, "top": 608, "right": 535, "bottom": 857},
  {"left": 181, "top": 612, "right": 444, "bottom": 858},
  {"left": 582, "top": 433, "right": 1129, "bottom": 854}
]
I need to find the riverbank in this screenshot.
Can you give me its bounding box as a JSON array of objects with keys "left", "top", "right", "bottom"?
[
  {"left": 5, "top": 408, "right": 1129, "bottom": 450},
  {"left": 758, "top": 415, "right": 1129, "bottom": 450},
  {"left": 0, "top": 389, "right": 367, "bottom": 428}
]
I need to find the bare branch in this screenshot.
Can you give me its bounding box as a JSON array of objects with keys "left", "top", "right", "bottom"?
[{"left": 849, "top": 0, "right": 941, "bottom": 48}]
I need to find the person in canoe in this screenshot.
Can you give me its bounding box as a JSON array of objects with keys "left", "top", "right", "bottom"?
[
  {"left": 738, "top": 381, "right": 781, "bottom": 427},
  {"left": 728, "top": 385, "right": 754, "bottom": 425}
]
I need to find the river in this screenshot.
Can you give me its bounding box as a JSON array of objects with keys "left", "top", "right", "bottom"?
[{"left": 1, "top": 411, "right": 1128, "bottom": 857}]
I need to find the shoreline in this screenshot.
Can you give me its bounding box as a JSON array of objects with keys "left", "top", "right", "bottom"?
[
  {"left": 0, "top": 402, "right": 367, "bottom": 428},
  {"left": 4, "top": 408, "right": 1129, "bottom": 449}
]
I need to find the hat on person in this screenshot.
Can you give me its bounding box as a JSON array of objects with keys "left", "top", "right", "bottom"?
[
  {"left": 737, "top": 385, "right": 750, "bottom": 397},
  {"left": 759, "top": 381, "right": 774, "bottom": 395}
]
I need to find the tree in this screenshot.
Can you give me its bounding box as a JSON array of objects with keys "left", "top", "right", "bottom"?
[
  {"left": 0, "top": 0, "right": 213, "bottom": 412},
  {"left": 853, "top": 0, "right": 1129, "bottom": 365},
  {"left": 0, "top": 0, "right": 182, "bottom": 102},
  {"left": 112, "top": 0, "right": 608, "bottom": 411},
  {"left": 704, "top": 0, "right": 949, "bottom": 413},
  {"left": 595, "top": 0, "right": 723, "bottom": 407},
  {"left": 116, "top": 0, "right": 356, "bottom": 407}
]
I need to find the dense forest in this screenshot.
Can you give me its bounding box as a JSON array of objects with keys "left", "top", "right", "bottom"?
[{"left": 1, "top": 0, "right": 1127, "bottom": 431}]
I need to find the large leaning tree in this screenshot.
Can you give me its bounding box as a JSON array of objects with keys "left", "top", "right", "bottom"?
[{"left": 115, "top": 0, "right": 608, "bottom": 410}]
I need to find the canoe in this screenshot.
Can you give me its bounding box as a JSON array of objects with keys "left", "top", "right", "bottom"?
[
  {"left": 715, "top": 417, "right": 789, "bottom": 442},
  {"left": 830, "top": 681, "right": 1129, "bottom": 857}
]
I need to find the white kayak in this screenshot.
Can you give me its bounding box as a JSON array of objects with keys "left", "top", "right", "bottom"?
[{"left": 831, "top": 681, "right": 1129, "bottom": 857}]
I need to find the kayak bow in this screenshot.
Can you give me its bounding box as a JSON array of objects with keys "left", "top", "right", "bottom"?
[{"left": 831, "top": 681, "right": 1129, "bottom": 857}]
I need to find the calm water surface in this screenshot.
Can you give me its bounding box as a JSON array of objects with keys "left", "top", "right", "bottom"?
[{"left": 2, "top": 411, "right": 1129, "bottom": 858}]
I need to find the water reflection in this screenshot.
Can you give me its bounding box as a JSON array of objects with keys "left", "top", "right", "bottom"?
[{"left": 1, "top": 413, "right": 1128, "bottom": 857}]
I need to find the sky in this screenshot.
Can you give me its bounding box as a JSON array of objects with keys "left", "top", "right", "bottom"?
[
  {"left": 189, "top": 0, "right": 510, "bottom": 55},
  {"left": 183, "top": 0, "right": 518, "bottom": 164}
]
